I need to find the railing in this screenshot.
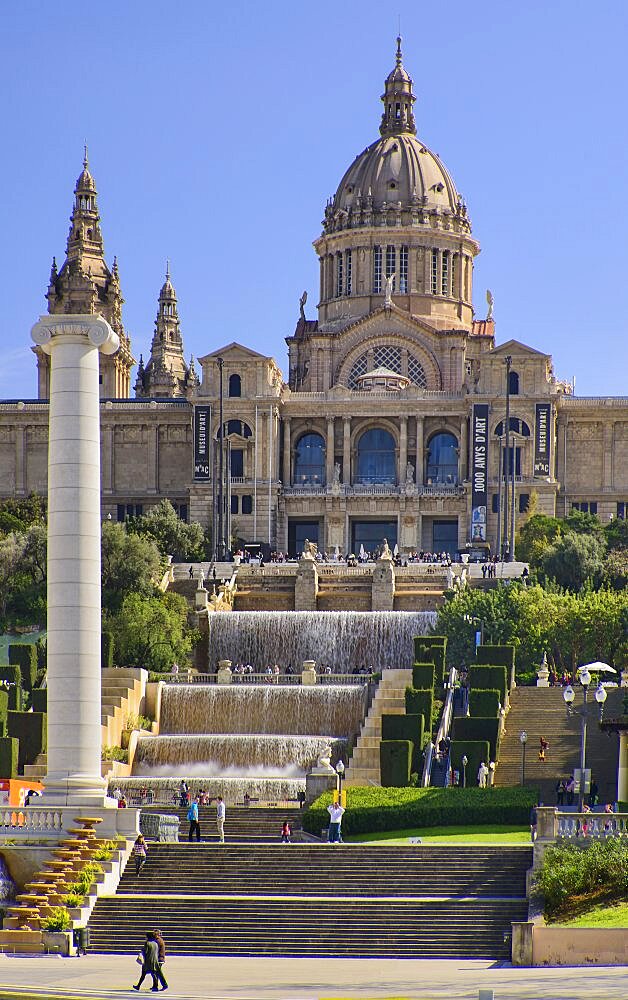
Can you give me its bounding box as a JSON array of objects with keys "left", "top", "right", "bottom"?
[
  {"left": 0, "top": 807, "right": 68, "bottom": 839},
  {"left": 556, "top": 811, "right": 628, "bottom": 839},
  {"left": 163, "top": 672, "right": 372, "bottom": 686},
  {"left": 423, "top": 666, "right": 458, "bottom": 788}
]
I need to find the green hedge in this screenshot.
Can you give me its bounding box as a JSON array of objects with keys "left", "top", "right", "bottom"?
[
  {"left": 0, "top": 667, "right": 22, "bottom": 711},
  {"left": 405, "top": 688, "right": 434, "bottom": 735},
  {"left": 381, "top": 713, "right": 424, "bottom": 745},
  {"left": 452, "top": 717, "right": 500, "bottom": 760},
  {"left": 450, "top": 740, "right": 491, "bottom": 787},
  {"left": 476, "top": 644, "right": 516, "bottom": 688},
  {"left": 413, "top": 637, "right": 447, "bottom": 685},
  {"left": 412, "top": 663, "right": 435, "bottom": 690},
  {"left": 8, "top": 644, "right": 38, "bottom": 691},
  {"left": 302, "top": 785, "right": 538, "bottom": 836},
  {"left": 31, "top": 688, "right": 47, "bottom": 713},
  {"left": 102, "top": 631, "right": 115, "bottom": 669},
  {"left": 470, "top": 665, "right": 507, "bottom": 703},
  {"left": 380, "top": 741, "right": 412, "bottom": 787},
  {"left": 7, "top": 711, "right": 47, "bottom": 770},
  {"left": 469, "top": 689, "right": 501, "bottom": 718},
  {"left": 0, "top": 689, "right": 7, "bottom": 737},
  {"left": 0, "top": 737, "right": 19, "bottom": 778}
]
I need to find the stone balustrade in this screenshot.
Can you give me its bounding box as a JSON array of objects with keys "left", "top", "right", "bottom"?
[{"left": 0, "top": 808, "right": 68, "bottom": 839}]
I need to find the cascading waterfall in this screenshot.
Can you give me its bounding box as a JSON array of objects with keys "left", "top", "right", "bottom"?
[
  {"left": 207, "top": 610, "right": 436, "bottom": 671},
  {"left": 122, "top": 683, "right": 367, "bottom": 805},
  {"left": 159, "top": 685, "right": 367, "bottom": 736}
]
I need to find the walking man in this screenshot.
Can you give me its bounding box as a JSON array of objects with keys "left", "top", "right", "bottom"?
[
  {"left": 216, "top": 796, "right": 226, "bottom": 843},
  {"left": 187, "top": 796, "right": 201, "bottom": 842},
  {"left": 477, "top": 761, "right": 489, "bottom": 788}
]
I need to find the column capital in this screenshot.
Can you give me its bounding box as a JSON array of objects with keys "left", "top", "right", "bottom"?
[{"left": 31, "top": 314, "right": 119, "bottom": 356}]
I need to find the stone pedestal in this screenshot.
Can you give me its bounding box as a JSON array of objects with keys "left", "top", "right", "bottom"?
[
  {"left": 31, "top": 315, "right": 118, "bottom": 807},
  {"left": 536, "top": 666, "right": 550, "bottom": 687},
  {"left": 195, "top": 585, "right": 208, "bottom": 610},
  {"left": 295, "top": 555, "right": 318, "bottom": 611},
  {"left": 305, "top": 770, "right": 337, "bottom": 804},
  {"left": 217, "top": 660, "right": 233, "bottom": 685},
  {"left": 372, "top": 553, "right": 395, "bottom": 611},
  {"left": 302, "top": 660, "right": 317, "bottom": 685}
]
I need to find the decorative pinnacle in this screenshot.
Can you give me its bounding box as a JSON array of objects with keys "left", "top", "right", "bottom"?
[
  {"left": 166, "top": 258, "right": 170, "bottom": 279},
  {"left": 396, "top": 35, "right": 403, "bottom": 67},
  {"left": 83, "top": 142, "right": 89, "bottom": 169}
]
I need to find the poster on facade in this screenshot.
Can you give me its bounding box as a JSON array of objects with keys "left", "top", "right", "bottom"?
[
  {"left": 471, "top": 404, "right": 489, "bottom": 542},
  {"left": 534, "top": 403, "right": 551, "bottom": 477},
  {"left": 193, "top": 405, "right": 211, "bottom": 480}
]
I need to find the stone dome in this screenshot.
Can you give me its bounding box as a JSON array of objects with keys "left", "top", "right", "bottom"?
[{"left": 322, "top": 38, "right": 470, "bottom": 237}]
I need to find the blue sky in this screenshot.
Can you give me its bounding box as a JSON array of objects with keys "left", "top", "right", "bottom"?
[{"left": 1, "top": 0, "right": 627, "bottom": 398}]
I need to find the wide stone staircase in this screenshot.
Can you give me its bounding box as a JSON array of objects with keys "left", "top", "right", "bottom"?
[
  {"left": 344, "top": 668, "right": 411, "bottom": 786},
  {"left": 140, "top": 805, "right": 304, "bottom": 842},
  {"left": 494, "top": 685, "right": 623, "bottom": 802},
  {"left": 87, "top": 843, "right": 531, "bottom": 958}
]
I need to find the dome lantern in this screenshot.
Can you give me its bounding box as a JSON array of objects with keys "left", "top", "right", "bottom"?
[{"left": 380, "top": 36, "right": 416, "bottom": 137}]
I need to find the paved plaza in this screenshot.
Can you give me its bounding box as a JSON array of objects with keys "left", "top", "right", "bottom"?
[{"left": 0, "top": 955, "right": 626, "bottom": 1000}]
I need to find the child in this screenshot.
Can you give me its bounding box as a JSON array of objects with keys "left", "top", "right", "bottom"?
[{"left": 281, "top": 820, "right": 291, "bottom": 844}]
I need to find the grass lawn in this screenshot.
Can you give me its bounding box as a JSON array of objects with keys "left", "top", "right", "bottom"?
[
  {"left": 554, "top": 900, "right": 628, "bottom": 928},
  {"left": 345, "top": 824, "right": 530, "bottom": 845}
]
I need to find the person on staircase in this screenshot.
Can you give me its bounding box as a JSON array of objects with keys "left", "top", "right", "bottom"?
[
  {"left": 538, "top": 737, "right": 549, "bottom": 762},
  {"left": 133, "top": 835, "right": 148, "bottom": 876},
  {"left": 216, "top": 796, "right": 226, "bottom": 842},
  {"left": 187, "top": 797, "right": 201, "bottom": 842},
  {"left": 327, "top": 801, "right": 345, "bottom": 843}
]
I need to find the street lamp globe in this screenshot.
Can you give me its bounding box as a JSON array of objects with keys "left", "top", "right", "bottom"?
[
  {"left": 462, "top": 754, "right": 468, "bottom": 766},
  {"left": 336, "top": 760, "right": 345, "bottom": 778},
  {"left": 563, "top": 685, "right": 575, "bottom": 705},
  {"left": 579, "top": 668, "right": 591, "bottom": 688},
  {"left": 595, "top": 685, "right": 607, "bottom": 705},
  {"left": 519, "top": 731, "right": 528, "bottom": 745}
]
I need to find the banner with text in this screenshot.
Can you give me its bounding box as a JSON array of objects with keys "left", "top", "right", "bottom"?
[
  {"left": 534, "top": 403, "right": 551, "bottom": 477},
  {"left": 194, "top": 405, "right": 211, "bottom": 480},
  {"left": 471, "top": 404, "right": 489, "bottom": 542}
]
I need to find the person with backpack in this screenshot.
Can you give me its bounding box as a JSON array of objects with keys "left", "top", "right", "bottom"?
[{"left": 187, "top": 797, "right": 201, "bottom": 842}]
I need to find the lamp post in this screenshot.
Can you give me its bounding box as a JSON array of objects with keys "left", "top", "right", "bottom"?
[
  {"left": 461, "top": 754, "right": 468, "bottom": 788},
  {"left": 563, "top": 668, "right": 608, "bottom": 810},
  {"left": 503, "top": 355, "right": 512, "bottom": 561},
  {"left": 216, "top": 356, "right": 225, "bottom": 561},
  {"left": 463, "top": 613, "right": 487, "bottom": 648},
  {"left": 335, "top": 759, "right": 345, "bottom": 792},
  {"left": 519, "top": 730, "right": 528, "bottom": 785}
]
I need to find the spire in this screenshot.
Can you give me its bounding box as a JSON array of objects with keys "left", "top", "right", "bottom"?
[{"left": 379, "top": 36, "right": 416, "bottom": 137}]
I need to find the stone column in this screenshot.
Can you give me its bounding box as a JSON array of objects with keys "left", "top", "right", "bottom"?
[
  {"left": 343, "top": 417, "right": 351, "bottom": 484},
  {"left": 31, "top": 314, "right": 119, "bottom": 806},
  {"left": 282, "top": 416, "right": 291, "bottom": 486},
  {"left": 399, "top": 417, "right": 407, "bottom": 486},
  {"left": 459, "top": 415, "right": 468, "bottom": 483},
  {"left": 15, "top": 425, "right": 26, "bottom": 495},
  {"left": 326, "top": 417, "right": 335, "bottom": 485},
  {"left": 416, "top": 416, "right": 424, "bottom": 486},
  {"left": 618, "top": 731, "right": 628, "bottom": 803}
]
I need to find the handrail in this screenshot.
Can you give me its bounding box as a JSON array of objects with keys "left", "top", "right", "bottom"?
[
  {"left": 422, "top": 666, "right": 458, "bottom": 787},
  {"left": 163, "top": 672, "right": 372, "bottom": 686}
]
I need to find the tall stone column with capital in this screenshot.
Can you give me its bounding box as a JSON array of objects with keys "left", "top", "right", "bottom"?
[{"left": 31, "top": 315, "right": 119, "bottom": 806}]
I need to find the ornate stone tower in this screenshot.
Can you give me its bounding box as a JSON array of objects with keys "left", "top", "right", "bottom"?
[
  {"left": 134, "top": 265, "right": 200, "bottom": 398},
  {"left": 35, "top": 150, "right": 134, "bottom": 398}
]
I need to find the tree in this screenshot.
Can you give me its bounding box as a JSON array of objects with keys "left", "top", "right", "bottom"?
[
  {"left": 128, "top": 500, "right": 206, "bottom": 562},
  {"left": 516, "top": 514, "right": 562, "bottom": 568},
  {"left": 108, "top": 591, "right": 198, "bottom": 670},
  {"left": 602, "top": 546, "right": 628, "bottom": 591},
  {"left": 540, "top": 532, "right": 606, "bottom": 591},
  {"left": 0, "top": 533, "right": 27, "bottom": 619},
  {"left": 101, "top": 521, "right": 163, "bottom": 612},
  {"left": 0, "top": 493, "right": 46, "bottom": 535}
]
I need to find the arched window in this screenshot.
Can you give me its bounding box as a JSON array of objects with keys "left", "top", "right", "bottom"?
[
  {"left": 294, "top": 432, "right": 326, "bottom": 486},
  {"left": 494, "top": 418, "right": 530, "bottom": 437},
  {"left": 218, "top": 420, "right": 253, "bottom": 439},
  {"left": 229, "top": 373, "right": 241, "bottom": 397},
  {"left": 509, "top": 370, "right": 520, "bottom": 395},
  {"left": 426, "top": 432, "right": 458, "bottom": 485},
  {"left": 356, "top": 428, "right": 396, "bottom": 485}
]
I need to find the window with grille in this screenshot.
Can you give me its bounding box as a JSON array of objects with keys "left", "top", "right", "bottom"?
[
  {"left": 373, "top": 246, "right": 382, "bottom": 293},
  {"left": 374, "top": 346, "right": 402, "bottom": 373},
  {"left": 431, "top": 249, "right": 438, "bottom": 294},
  {"left": 441, "top": 250, "right": 449, "bottom": 296},
  {"left": 617, "top": 502, "right": 626, "bottom": 520},
  {"left": 345, "top": 250, "right": 352, "bottom": 295},
  {"left": 336, "top": 253, "right": 343, "bottom": 297},
  {"left": 242, "top": 495, "right": 253, "bottom": 515},
  {"left": 399, "top": 246, "right": 408, "bottom": 293},
  {"left": 386, "top": 245, "right": 396, "bottom": 289},
  {"left": 348, "top": 353, "right": 368, "bottom": 389},
  {"left": 408, "top": 354, "right": 428, "bottom": 388},
  {"left": 451, "top": 254, "right": 457, "bottom": 296}
]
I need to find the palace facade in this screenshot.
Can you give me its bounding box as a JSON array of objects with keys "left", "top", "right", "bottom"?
[{"left": 1, "top": 41, "right": 626, "bottom": 557}]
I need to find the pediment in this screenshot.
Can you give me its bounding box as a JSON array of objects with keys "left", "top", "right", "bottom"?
[
  {"left": 198, "top": 342, "right": 273, "bottom": 364},
  {"left": 491, "top": 339, "right": 549, "bottom": 359},
  {"left": 333, "top": 305, "right": 441, "bottom": 346}
]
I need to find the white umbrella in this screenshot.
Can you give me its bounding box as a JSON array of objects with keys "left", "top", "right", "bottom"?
[
  {"left": 334, "top": 546, "right": 340, "bottom": 561},
  {"left": 578, "top": 661, "right": 616, "bottom": 674},
  {"left": 359, "top": 544, "right": 367, "bottom": 561},
  {"left": 393, "top": 544, "right": 399, "bottom": 557}
]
